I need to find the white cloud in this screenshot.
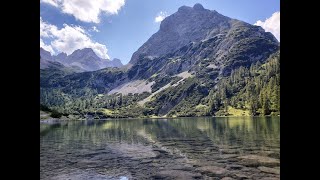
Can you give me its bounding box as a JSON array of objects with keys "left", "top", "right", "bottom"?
[
  {"left": 40, "top": 17, "right": 57, "bottom": 38},
  {"left": 91, "top": 26, "right": 100, "bottom": 32},
  {"left": 155, "top": 11, "right": 168, "bottom": 23},
  {"left": 40, "top": 0, "right": 125, "bottom": 23},
  {"left": 40, "top": 17, "right": 110, "bottom": 59},
  {"left": 40, "top": 39, "right": 55, "bottom": 54},
  {"left": 40, "top": 0, "right": 59, "bottom": 7},
  {"left": 254, "top": 11, "right": 280, "bottom": 41}
]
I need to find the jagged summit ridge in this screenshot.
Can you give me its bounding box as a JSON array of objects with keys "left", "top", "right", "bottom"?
[
  {"left": 40, "top": 48, "right": 123, "bottom": 71},
  {"left": 129, "top": 4, "right": 234, "bottom": 64}
]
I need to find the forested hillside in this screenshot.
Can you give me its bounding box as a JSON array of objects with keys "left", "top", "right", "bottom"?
[
  {"left": 40, "top": 4, "right": 279, "bottom": 119},
  {"left": 40, "top": 51, "right": 279, "bottom": 118}
]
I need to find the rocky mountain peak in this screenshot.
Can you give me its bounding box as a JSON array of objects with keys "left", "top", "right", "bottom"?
[
  {"left": 177, "top": 5, "right": 192, "bottom": 12},
  {"left": 40, "top": 47, "right": 123, "bottom": 71},
  {"left": 193, "top": 3, "right": 204, "bottom": 10},
  {"left": 70, "top": 48, "right": 98, "bottom": 59},
  {"left": 112, "top": 58, "right": 122, "bottom": 63},
  {"left": 55, "top": 52, "right": 67, "bottom": 62},
  {"left": 40, "top": 47, "right": 53, "bottom": 61},
  {"left": 129, "top": 4, "right": 232, "bottom": 65}
]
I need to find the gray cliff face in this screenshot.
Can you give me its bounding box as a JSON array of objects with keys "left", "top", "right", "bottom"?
[
  {"left": 101, "top": 58, "right": 124, "bottom": 68},
  {"left": 127, "top": 4, "right": 279, "bottom": 79},
  {"left": 129, "top": 4, "right": 236, "bottom": 65},
  {"left": 40, "top": 47, "right": 64, "bottom": 69},
  {"left": 66, "top": 48, "right": 102, "bottom": 71},
  {"left": 55, "top": 52, "right": 67, "bottom": 63},
  {"left": 110, "top": 58, "right": 123, "bottom": 67},
  {"left": 40, "top": 48, "right": 53, "bottom": 61}
]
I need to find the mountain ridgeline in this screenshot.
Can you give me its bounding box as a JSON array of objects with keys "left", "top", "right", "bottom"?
[
  {"left": 40, "top": 4, "right": 280, "bottom": 119},
  {"left": 40, "top": 48, "right": 123, "bottom": 72}
]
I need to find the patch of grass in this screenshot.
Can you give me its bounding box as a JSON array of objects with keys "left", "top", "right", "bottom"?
[
  {"left": 40, "top": 111, "right": 50, "bottom": 120},
  {"left": 148, "top": 115, "right": 160, "bottom": 118},
  {"left": 195, "top": 104, "right": 208, "bottom": 109},
  {"left": 101, "top": 108, "right": 117, "bottom": 115},
  {"left": 227, "top": 106, "right": 250, "bottom": 116},
  {"left": 150, "top": 73, "right": 158, "bottom": 78}
]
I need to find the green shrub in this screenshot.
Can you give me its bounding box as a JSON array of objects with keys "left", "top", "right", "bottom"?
[
  {"left": 40, "top": 104, "right": 51, "bottom": 112},
  {"left": 50, "top": 110, "right": 62, "bottom": 118}
]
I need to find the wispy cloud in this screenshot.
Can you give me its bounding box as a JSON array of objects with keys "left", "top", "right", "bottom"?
[
  {"left": 91, "top": 26, "right": 100, "bottom": 32},
  {"left": 155, "top": 11, "right": 168, "bottom": 23},
  {"left": 40, "top": 17, "right": 110, "bottom": 59},
  {"left": 40, "top": 39, "right": 55, "bottom": 54},
  {"left": 254, "top": 12, "right": 280, "bottom": 41},
  {"left": 41, "top": 0, "right": 59, "bottom": 7},
  {"left": 40, "top": 0, "right": 125, "bottom": 23}
]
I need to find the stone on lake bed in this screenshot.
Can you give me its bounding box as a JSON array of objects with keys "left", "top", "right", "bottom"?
[
  {"left": 109, "top": 143, "right": 157, "bottom": 159},
  {"left": 253, "top": 151, "right": 280, "bottom": 159},
  {"left": 226, "top": 164, "right": 244, "bottom": 170},
  {"left": 221, "top": 154, "right": 239, "bottom": 159},
  {"left": 196, "top": 166, "right": 228, "bottom": 175},
  {"left": 154, "top": 170, "right": 202, "bottom": 180},
  {"left": 258, "top": 166, "right": 280, "bottom": 175},
  {"left": 171, "top": 165, "right": 194, "bottom": 171},
  {"left": 221, "top": 177, "right": 235, "bottom": 180},
  {"left": 153, "top": 148, "right": 168, "bottom": 153},
  {"left": 237, "top": 155, "right": 280, "bottom": 167},
  {"left": 140, "top": 159, "right": 153, "bottom": 164},
  {"left": 220, "top": 149, "right": 240, "bottom": 154},
  {"left": 234, "top": 173, "right": 251, "bottom": 179},
  {"left": 258, "top": 178, "right": 280, "bottom": 180}
]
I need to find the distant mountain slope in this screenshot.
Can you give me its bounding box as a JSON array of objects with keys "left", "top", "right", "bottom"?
[{"left": 40, "top": 48, "right": 123, "bottom": 72}]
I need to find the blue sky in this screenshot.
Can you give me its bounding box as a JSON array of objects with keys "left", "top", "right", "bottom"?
[{"left": 40, "top": 0, "right": 280, "bottom": 65}]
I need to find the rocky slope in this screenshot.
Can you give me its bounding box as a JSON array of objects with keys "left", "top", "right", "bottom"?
[
  {"left": 129, "top": 3, "right": 277, "bottom": 65},
  {"left": 40, "top": 4, "right": 280, "bottom": 118}
]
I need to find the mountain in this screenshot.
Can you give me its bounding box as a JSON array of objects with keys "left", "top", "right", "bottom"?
[
  {"left": 40, "top": 57, "right": 65, "bottom": 70},
  {"left": 40, "top": 48, "right": 64, "bottom": 69},
  {"left": 55, "top": 52, "right": 67, "bottom": 62},
  {"left": 39, "top": 48, "right": 123, "bottom": 72},
  {"left": 40, "top": 47, "right": 54, "bottom": 61},
  {"left": 64, "top": 48, "right": 104, "bottom": 71},
  {"left": 108, "top": 58, "right": 123, "bottom": 67},
  {"left": 40, "top": 4, "right": 280, "bottom": 118},
  {"left": 129, "top": 3, "right": 277, "bottom": 65}
]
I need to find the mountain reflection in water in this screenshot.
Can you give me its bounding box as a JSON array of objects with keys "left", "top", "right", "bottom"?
[{"left": 40, "top": 117, "right": 280, "bottom": 179}]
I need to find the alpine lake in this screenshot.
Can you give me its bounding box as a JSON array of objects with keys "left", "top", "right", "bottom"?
[{"left": 40, "top": 117, "right": 280, "bottom": 180}]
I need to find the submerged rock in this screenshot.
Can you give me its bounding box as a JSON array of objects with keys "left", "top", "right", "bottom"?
[
  {"left": 154, "top": 170, "right": 202, "bottom": 180},
  {"left": 221, "top": 177, "right": 235, "bottom": 180},
  {"left": 258, "top": 166, "right": 280, "bottom": 175},
  {"left": 237, "top": 155, "right": 280, "bottom": 167},
  {"left": 234, "top": 173, "right": 251, "bottom": 179},
  {"left": 226, "top": 164, "right": 244, "bottom": 170},
  {"left": 196, "top": 166, "right": 228, "bottom": 176}
]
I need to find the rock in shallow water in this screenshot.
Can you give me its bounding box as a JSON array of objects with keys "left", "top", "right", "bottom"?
[
  {"left": 258, "top": 166, "right": 280, "bottom": 175},
  {"left": 237, "top": 155, "right": 280, "bottom": 167},
  {"left": 153, "top": 170, "right": 202, "bottom": 180},
  {"left": 226, "top": 164, "right": 244, "bottom": 170},
  {"left": 196, "top": 166, "right": 228, "bottom": 176},
  {"left": 220, "top": 149, "right": 240, "bottom": 154},
  {"left": 221, "top": 177, "right": 235, "bottom": 180},
  {"left": 258, "top": 177, "right": 280, "bottom": 180}
]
